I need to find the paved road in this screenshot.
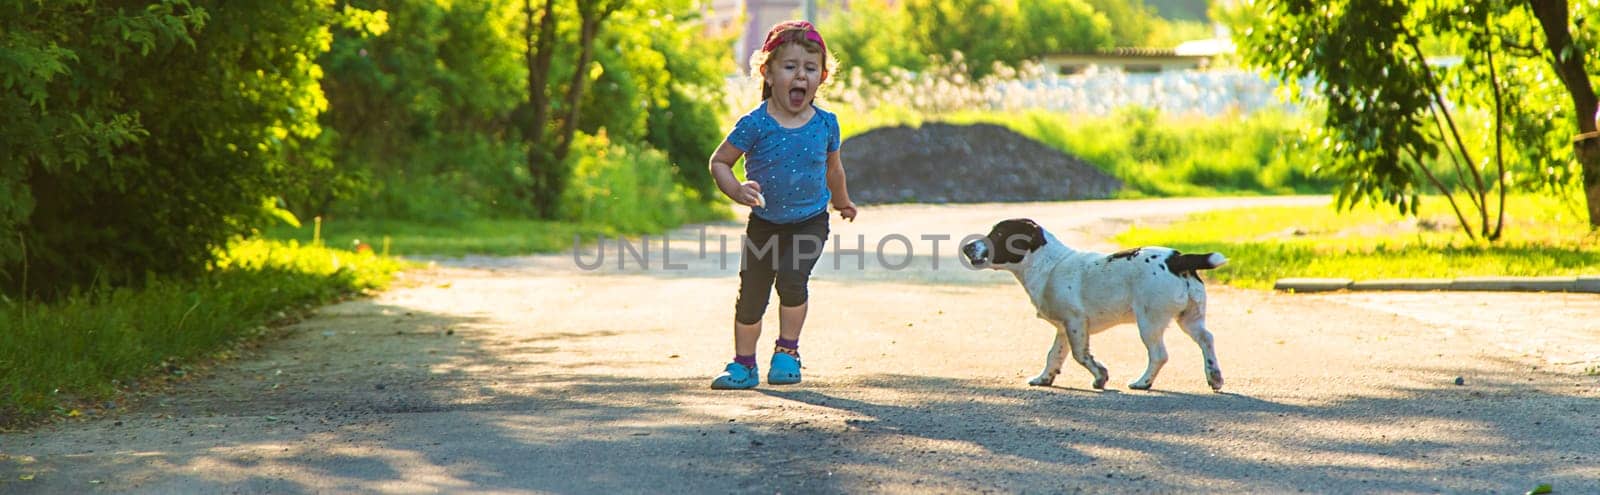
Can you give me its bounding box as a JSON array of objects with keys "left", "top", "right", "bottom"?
[{"left": 5, "top": 197, "right": 1599, "bottom": 494}]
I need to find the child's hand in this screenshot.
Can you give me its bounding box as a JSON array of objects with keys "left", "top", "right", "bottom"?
[
  {"left": 834, "top": 201, "right": 857, "bottom": 222},
  {"left": 737, "top": 181, "right": 764, "bottom": 207}
]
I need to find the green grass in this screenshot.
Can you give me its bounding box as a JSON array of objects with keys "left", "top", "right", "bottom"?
[
  {"left": 262, "top": 218, "right": 629, "bottom": 257},
  {"left": 263, "top": 137, "right": 733, "bottom": 257},
  {"left": 834, "top": 106, "right": 1339, "bottom": 198},
  {"left": 1114, "top": 195, "right": 1600, "bottom": 289},
  {"left": 0, "top": 239, "right": 407, "bottom": 427}
]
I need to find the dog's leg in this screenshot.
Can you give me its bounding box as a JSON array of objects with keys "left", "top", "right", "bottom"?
[
  {"left": 1178, "top": 305, "right": 1224, "bottom": 391},
  {"left": 1028, "top": 321, "right": 1072, "bottom": 386},
  {"left": 1065, "top": 317, "right": 1109, "bottom": 389},
  {"left": 1128, "top": 310, "right": 1171, "bottom": 390}
]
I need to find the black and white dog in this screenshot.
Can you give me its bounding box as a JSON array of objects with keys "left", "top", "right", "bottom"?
[{"left": 960, "top": 219, "right": 1227, "bottom": 391}]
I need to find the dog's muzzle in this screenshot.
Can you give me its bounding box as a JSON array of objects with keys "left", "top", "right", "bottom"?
[{"left": 961, "top": 239, "right": 990, "bottom": 267}]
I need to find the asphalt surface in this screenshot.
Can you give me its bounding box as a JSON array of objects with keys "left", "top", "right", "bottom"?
[{"left": 4, "top": 197, "right": 1598, "bottom": 494}]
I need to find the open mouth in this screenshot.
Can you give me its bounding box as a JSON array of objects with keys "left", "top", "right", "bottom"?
[{"left": 787, "top": 88, "right": 806, "bottom": 108}]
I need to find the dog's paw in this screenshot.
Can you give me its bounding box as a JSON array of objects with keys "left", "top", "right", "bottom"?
[
  {"left": 1091, "top": 365, "right": 1109, "bottom": 390},
  {"left": 1207, "top": 369, "right": 1224, "bottom": 391},
  {"left": 1027, "top": 375, "right": 1055, "bottom": 387},
  {"left": 1128, "top": 380, "right": 1152, "bottom": 390}
]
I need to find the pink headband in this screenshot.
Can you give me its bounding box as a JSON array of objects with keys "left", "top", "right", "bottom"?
[{"left": 761, "top": 21, "right": 826, "bottom": 53}]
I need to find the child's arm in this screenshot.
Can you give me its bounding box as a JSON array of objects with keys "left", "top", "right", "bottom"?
[
  {"left": 709, "top": 139, "right": 763, "bottom": 207},
  {"left": 825, "top": 150, "right": 856, "bottom": 222}
]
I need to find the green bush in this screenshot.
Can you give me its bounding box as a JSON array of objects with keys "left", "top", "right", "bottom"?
[
  {"left": 824, "top": 0, "right": 1205, "bottom": 83},
  {"left": 264, "top": 217, "right": 620, "bottom": 257},
  {"left": 315, "top": 0, "right": 729, "bottom": 223},
  {"left": 561, "top": 131, "right": 727, "bottom": 233},
  {"left": 990, "top": 107, "right": 1335, "bottom": 196},
  {"left": 2, "top": 1, "right": 343, "bottom": 299},
  {"left": 315, "top": 0, "right": 531, "bottom": 222},
  {"left": 640, "top": 16, "right": 731, "bottom": 195}
]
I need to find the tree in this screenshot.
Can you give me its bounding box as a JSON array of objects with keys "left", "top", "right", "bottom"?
[
  {"left": 821, "top": 0, "right": 930, "bottom": 78},
  {"left": 1531, "top": 0, "right": 1600, "bottom": 230},
  {"left": 522, "top": 0, "right": 560, "bottom": 218},
  {"left": 318, "top": 0, "right": 722, "bottom": 222},
  {"left": 1237, "top": 0, "right": 1600, "bottom": 239},
  {"left": 831, "top": 0, "right": 1114, "bottom": 81},
  {"left": 1017, "top": 0, "right": 1116, "bottom": 58},
  {"left": 1, "top": 0, "right": 343, "bottom": 298},
  {"left": 1082, "top": 0, "right": 1157, "bottom": 47},
  {"left": 522, "top": 0, "right": 626, "bottom": 219},
  {"left": 318, "top": 0, "right": 530, "bottom": 223},
  {"left": 593, "top": 4, "right": 731, "bottom": 194}
]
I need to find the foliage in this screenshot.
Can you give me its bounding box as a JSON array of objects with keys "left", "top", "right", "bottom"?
[
  {"left": 317, "top": 0, "right": 729, "bottom": 222},
  {"left": 821, "top": 0, "right": 1226, "bottom": 84},
  {"left": 1082, "top": 0, "right": 1157, "bottom": 47},
  {"left": 649, "top": 8, "right": 738, "bottom": 193},
  {"left": 2, "top": 0, "right": 729, "bottom": 299},
  {"left": 1115, "top": 195, "right": 1600, "bottom": 289},
  {"left": 902, "top": 0, "right": 1021, "bottom": 78},
  {"left": 589, "top": 2, "right": 732, "bottom": 195},
  {"left": 266, "top": 136, "right": 731, "bottom": 258},
  {"left": 832, "top": 104, "right": 1339, "bottom": 197},
  {"left": 561, "top": 131, "right": 727, "bottom": 232},
  {"left": 264, "top": 217, "right": 620, "bottom": 257},
  {"left": 316, "top": 0, "right": 529, "bottom": 223},
  {"left": 994, "top": 107, "right": 1339, "bottom": 197},
  {"left": 1233, "top": 0, "right": 1597, "bottom": 239},
  {"left": 824, "top": 0, "right": 1116, "bottom": 81},
  {"left": 0, "top": 239, "right": 405, "bottom": 427},
  {"left": 0, "top": 0, "right": 352, "bottom": 299},
  {"left": 1016, "top": 0, "right": 1117, "bottom": 59},
  {"left": 820, "top": 0, "right": 930, "bottom": 77},
  {"left": 818, "top": 53, "right": 1337, "bottom": 197}
]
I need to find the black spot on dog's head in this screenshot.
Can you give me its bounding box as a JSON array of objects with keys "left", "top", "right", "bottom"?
[{"left": 985, "top": 218, "right": 1047, "bottom": 265}]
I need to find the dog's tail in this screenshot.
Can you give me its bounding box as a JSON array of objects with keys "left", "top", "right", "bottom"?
[{"left": 1165, "top": 251, "right": 1227, "bottom": 281}]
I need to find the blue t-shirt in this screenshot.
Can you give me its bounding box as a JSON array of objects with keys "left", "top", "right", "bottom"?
[{"left": 725, "top": 101, "right": 840, "bottom": 224}]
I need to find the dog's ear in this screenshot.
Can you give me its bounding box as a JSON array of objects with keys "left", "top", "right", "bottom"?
[{"left": 1021, "top": 219, "right": 1047, "bottom": 249}]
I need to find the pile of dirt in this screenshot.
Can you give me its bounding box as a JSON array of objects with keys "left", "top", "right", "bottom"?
[{"left": 840, "top": 123, "right": 1122, "bottom": 204}]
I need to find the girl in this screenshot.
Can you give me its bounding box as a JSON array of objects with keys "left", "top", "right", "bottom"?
[{"left": 707, "top": 20, "right": 857, "bottom": 389}]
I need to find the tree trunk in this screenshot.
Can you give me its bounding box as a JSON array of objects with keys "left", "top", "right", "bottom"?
[
  {"left": 543, "top": 1, "right": 619, "bottom": 218},
  {"left": 1576, "top": 133, "right": 1600, "bottom": 227},
  {"left": 551, "top": 3, "right": 614, "bottom": 163},
  {"left": 549, "top": 16, "right": 598, "bottom": 165},
  {"left": 1530, "top": 0, "right": 1600, "bottom": 227},
  {"left": 524, "top": 0, "right": 558, "bottom": 217}
]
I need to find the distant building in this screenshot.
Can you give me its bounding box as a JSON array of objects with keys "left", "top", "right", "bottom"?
[
  {"left": 702, "top": 0, "right": 743, "bottom": 35},
  {"left": 704, "top": 0, "right": 842, "bottom": 73},
  {"left": 1040, "top": 36, "right": 1236, "bottom": 75},
  {"left": 741, "top": 0, "right": 804, "bottom": 70},
  {"left": 1041, "top": 48, "right": 1204, "bottom": 75}
]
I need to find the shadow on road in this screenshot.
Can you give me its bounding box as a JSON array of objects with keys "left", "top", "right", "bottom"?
[{"left": 7, "top": 293, "right": 1598, "bottom": 494}]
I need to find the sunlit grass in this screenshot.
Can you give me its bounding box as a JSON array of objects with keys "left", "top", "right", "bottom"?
[
  {"left": 831, "top": 105, "right": 1336, "bottom": 198},
  {"left": 1114, "top": 195, "right": 1600, "bottom": 289},
  {"left": 0, "top": 240, "right": 407, "bottom": 427},
  {"left": 262, "top": 218, "right": 627, "bottom": 257}
]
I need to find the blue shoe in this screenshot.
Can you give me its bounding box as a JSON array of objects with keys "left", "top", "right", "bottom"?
[
  {"left": 710, "top": 362, "right": 759, "bottom": 390},
  {"left": 767, "top": 352, "right": 802, "bottom": 385}
]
